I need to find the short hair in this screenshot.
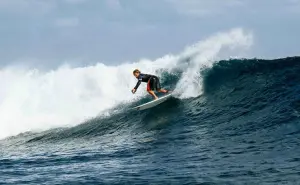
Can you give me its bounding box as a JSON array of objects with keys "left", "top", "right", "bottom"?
[{"left": 133, "top": 69, "right": 140, "bottom": 74}]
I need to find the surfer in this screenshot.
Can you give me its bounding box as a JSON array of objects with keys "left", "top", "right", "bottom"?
[{"left": 131, "top": 69, "right": 168, "bottom": 99}]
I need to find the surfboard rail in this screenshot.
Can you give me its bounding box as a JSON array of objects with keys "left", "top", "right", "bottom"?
[{"left": 133, "top": 94, "right": 172, "bottom": 110}]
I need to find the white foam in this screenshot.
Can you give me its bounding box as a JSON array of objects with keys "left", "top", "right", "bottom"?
[{"left": 0, "top": 28, "right": 253, "bottom": 139}]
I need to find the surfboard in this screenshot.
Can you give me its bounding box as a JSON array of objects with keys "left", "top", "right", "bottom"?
[{"left": 133, "top": 94, "right": 172, "bottom": 111}]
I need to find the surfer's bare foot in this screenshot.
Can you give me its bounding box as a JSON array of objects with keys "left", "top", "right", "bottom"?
[
  {"left": 164, "top": 90, "right": 172, "bottom": 94},
  {"left": 158, "top": 89, "right": 168, "bottom": 93}
]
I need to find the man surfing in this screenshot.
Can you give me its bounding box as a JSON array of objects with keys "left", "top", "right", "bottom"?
[{"left": 131, "top": 69, "right": 169, "bottom": 99}]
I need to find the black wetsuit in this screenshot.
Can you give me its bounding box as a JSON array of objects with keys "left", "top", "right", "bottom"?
[{"left": 134, "top": 73, "right": 161, "bottom": 91}]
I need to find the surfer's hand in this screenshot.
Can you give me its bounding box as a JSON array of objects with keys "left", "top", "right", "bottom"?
[{"left": 132, "top": 89, "right": 136, "bottom": 94}]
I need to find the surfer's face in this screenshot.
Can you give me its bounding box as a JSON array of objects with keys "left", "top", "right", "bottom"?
[{"left": 133, "top": 72, "right": 140, "bottom": 78}]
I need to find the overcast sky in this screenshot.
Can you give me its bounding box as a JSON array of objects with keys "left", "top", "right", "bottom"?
[{"left": 0, "top": 0, "right": 299, "bottom": 68}]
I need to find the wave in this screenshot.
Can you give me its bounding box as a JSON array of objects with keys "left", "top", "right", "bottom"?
[
  {"left": 0, "top": 28, "right": 252, "bottom": 139},
  {"left": 19, "top": 55, "right": 300, "bottom": 143}
]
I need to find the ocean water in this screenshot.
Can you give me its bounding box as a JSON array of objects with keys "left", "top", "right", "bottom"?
[{"left": 1, "top": 29, "right": 300, "bottom": 184}]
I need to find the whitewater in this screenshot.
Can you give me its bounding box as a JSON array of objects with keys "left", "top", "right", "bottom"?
[{"left": 0, "top": 28, "right": 252, "bottom": 139}]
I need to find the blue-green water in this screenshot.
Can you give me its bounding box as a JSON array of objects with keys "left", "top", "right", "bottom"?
[{"left": 1, "top": 57, "right": 300, "bottom": 184}]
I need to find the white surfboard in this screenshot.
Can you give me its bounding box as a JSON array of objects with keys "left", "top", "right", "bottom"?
[{"left": 133, "top": 94, "right": 172, "bottom": 111}]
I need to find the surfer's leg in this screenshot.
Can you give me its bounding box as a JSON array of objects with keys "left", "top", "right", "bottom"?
[
  {"left": 148, "top": 90, "right": 158, "bottom": 99},
  {"left": 155, "top": 77, "right": 168, "bottom": 93},
  {"left": 147, "top": 78, "right": 158, "bottom": 99}
]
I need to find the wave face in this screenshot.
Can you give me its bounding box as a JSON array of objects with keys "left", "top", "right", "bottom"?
[
  {"left": 15, "top": 56, "right": 300, "bottom": 143},
  {"left": 1, "top": 29, "right": 300, "bottom": 184}
]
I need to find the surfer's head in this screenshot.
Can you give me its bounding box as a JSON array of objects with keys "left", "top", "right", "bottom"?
[{"left": 133, "top": 69, "right": 140, "bottom": 78}]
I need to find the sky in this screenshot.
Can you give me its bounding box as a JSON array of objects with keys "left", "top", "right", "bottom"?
[{"left": 0, "top": 0, "right": 300, "bottom": 68}]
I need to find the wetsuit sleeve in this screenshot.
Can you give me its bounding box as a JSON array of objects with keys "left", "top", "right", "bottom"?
[
  {"left": 134, "top": 80, "right": 142, "bottom": 90},
  {"left": 134, "top": 76, "right": 143, "bottom": 90}
]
